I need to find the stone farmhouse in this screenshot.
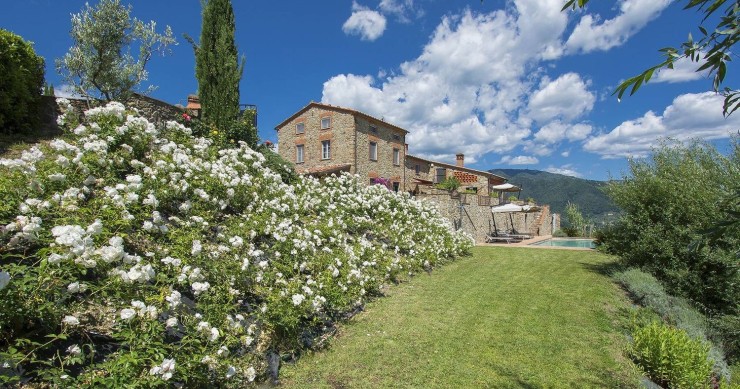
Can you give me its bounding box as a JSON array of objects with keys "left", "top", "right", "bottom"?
[
  {"left": 274, "top": 102, "right": 505, "bottom": 193},
  {"left": 275, "top": 102, "right": 557, "bottom": 243}
]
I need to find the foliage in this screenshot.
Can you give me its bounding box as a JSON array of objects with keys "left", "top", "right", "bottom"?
[
  {"left": 490, "top": 169, "right": 619, "bottom": 221},
  {"left": 600, "top": 140, "right": 740, "bottom": 316},
  {"left": 614, "top": 269, "right": 670, "bottom": 315},
  {"left": 552, "top": 229, "right": 568, "bottom": 237},
  {"left": 0, "top": 100, "right": 473, "bottom": 386},
  {"left": 613, "top": 268, "right": 731, "bottom": 378},
  {"left": 0, "top": 29, "right": 45, "bottom": 134},
  {"left": 43, "top": 83, "right": 55, "bottom": 97},
  {"left": 563, "top": 0, "right": 740, "bottom": 115},
  {"left": 258, "top": 147, "right": 298, "bottom": 185},
  {"left": 712, "top": 315, "right": 740, "bottom": 365},
  {"left": 631, "top": 321, "right": 714, "bottom": 389},
  {"left": 190, "top": 0, "right": 245, "bottom": 133},
  {"left": 436, "top": 177, "right": 461, "bottom": 191},
  {"left": 56, "top": 0, "right": 176, "bottom": 102},
  {"left": 563, "top": 201, "right": 587, "bottom": 237},
  {"left": 371, "top": 177, "right": 392, "bottom": 189}
]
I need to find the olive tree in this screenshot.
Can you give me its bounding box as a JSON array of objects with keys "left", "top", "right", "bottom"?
[
  {"left": 56, "top": 0, "right": 176, "bottom": 102},
  {"left": 600, "top": 139, "right": 739, "bottom": 315}
]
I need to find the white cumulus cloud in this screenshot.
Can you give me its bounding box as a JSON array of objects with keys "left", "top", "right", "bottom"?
[
  {"left": 534, "top": 121, "right": 593, "bottom": 144},
  {"left": 652, "top": 55, "right": 709, "bottom": 84},
  {"left": 324, "top": 0, "right": 572, "bottom": 165},
  {"left": 527, "top": 73, "right": 595, "bottom": 122},
  {"left": 545, "top": 165, "right": 583, "bottom": 177},
  {"left": 55, "top": 84, "right": 86, "bottom": 99},
  {"left": 343, "top": 2, "right": 387, "bottom": 41},
  {"left": 565, "top": 0, "right": 672, "bottom": 53},
  {"left": 498, "top": 155, "right": 539, "bottom": 165},
  {"left": 584, "top": 92, "right": 740, "bottom": 158},
  {"left": 379, "top": 0, "right": 420, "bottom": 22}
]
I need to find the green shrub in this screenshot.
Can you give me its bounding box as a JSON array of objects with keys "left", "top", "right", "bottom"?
[
  {"left": 552, "top": 229, "right": 568, "bottom": 237},
  {"left": 437, "top": 177, "right": 461, "bottom": 191},
  {"left": 601, "top": 140, "right": 740, "bottom": 316},
  {"left": 614, "top": 269, "right": 670, "bottom": 314},
  {"left": 632, "top": 321, "right": 713, "bottom": 389},
  {"left": 0, "top": 29, "right": 45, "bottom": 134},
  {"left": 712, "top": 315, "right": 740, "bottom": 364},
  {"left": 259, "top": 147, "right": 298, "bottom": 185},
  {"left": 0, "top": 101, "right": 473, "bottom": 386},
  {"left": 615, "top": 268, "right": 731, "bottom": 382}
]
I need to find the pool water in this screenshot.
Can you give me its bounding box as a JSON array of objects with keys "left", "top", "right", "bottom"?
[{"left": 530, "top": 238, "right": 596, "bottom": 248}]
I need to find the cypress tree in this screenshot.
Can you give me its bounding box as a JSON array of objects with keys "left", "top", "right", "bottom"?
[{"left": 195, "top": 0, "right": 243, "bottom": 133}]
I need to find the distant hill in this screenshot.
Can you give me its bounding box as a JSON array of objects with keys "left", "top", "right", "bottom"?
[{"left": 489, "top": 169, "right": 620, "bottom": 222}]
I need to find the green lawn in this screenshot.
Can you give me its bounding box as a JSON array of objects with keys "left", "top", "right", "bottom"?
[{"left": 280, "top": 246, "right": 641, "bottom": 388}]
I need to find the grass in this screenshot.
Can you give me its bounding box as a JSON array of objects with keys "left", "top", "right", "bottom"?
[
  {"left": 0, "top": 132, "right": 57, "bottom": 159},
  {"left": 280, "top": 246, "right": 641, "bottom": 388}
]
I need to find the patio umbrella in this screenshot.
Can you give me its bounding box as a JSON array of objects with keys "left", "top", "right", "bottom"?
[
  {"left": 491, "top": 204, "right": 541, "bottom": 233},
  {"left": 491, "top": 183, "right": 521, "bottom": 204},
  {"left": 491, "top": 203, "right": 522, "bottom": 232},
  {"left": 491, "top": 183, "right": 520, "bottom": 192}
]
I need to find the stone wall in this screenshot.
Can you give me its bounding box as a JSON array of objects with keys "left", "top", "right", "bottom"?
[
  {"left": 418, "top": 189, "right": 556, "bottom": 243},
  {"left": 40, "top": 93, "right": 183, "bottom": 131},
  {"left": 276, "top": 105, "right": 356, "bottom": 172},
  {"left": 353, "top": 116, "right": 406, "bottom": 189},
  {"left": 404, "top": 155, "right": 501, "bottom": 196},
  {"left": 126, "top": 94, "right": 184, "bottom": 126}
]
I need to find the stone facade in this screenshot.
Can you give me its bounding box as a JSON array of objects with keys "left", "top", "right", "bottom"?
[
  {"left": 405, "top": 154, "right": 505, "bottom": 196},
  {"left": 275, "top": 102, "right": 557, "bottom": 244},
  {"left": 420, "top": 191, "right": 556, "bottom": 243},
  {"left": 275, "top": 103, "right": 407, "bottom": 188}
]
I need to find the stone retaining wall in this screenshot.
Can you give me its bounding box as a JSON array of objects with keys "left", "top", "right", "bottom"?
[
  {"left": 418, "top": 190, "right": 558, "bottom": 243},
  {"left": 40, "top": 93, "right": 183, "bottom": 131}
]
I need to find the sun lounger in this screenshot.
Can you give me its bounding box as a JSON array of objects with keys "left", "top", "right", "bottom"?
[
  {"left": 486, "top": 235, "right": 515, "bottom": 244},
  {"left": 486, "top": 231, "right": 524, "bottom": 244}
]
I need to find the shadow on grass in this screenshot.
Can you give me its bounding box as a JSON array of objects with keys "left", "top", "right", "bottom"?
[
  {"left": 0, "top": 130, "right": 62, "bottom": 157},
  {"left": 578, "top": 259, "right": 626, "bottom": 278}
]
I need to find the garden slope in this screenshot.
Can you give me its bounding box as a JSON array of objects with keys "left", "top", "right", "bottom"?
[
  {"left": 0, "top": 101, "right": 473, "bottom": 387},
  {"left": 282, "top": 246, "right": 641, "bottom": 388}
]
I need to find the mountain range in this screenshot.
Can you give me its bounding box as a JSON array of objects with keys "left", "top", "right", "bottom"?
[{"left": 489, "top": 169, "right": 620, "bottom": 224}]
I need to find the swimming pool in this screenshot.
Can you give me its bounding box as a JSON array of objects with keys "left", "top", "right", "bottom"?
[{"left": 530, "top": 238, "right": 596, "bottom": 249}]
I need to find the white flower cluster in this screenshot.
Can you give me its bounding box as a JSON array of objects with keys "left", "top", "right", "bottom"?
[
  {"left": 0, "top": 101, "right": 471, "bottom": 385},
  {"left": 149, "top": 358, "right": 175, "bottom": 381}
]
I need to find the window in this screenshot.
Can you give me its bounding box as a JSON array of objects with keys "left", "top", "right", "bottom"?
[
  {"left": 321, "top": 117, "right": 331, "bottom": 129},
  {"left": 321, "top": 140, "right": 331, "bottom": 159},
  {"left": 369, "top": 141, "right": 378, "bottom": 161},
  {"left": 296, "top": 144, "right": 304, "bottom": 163},
  {"left": 370, "top": 125, "right": 378, "bottom": 134},
  {"left": 393, "top": 148, "right": 400, "bottom": 166},
  {"left": 435, "top": 168, "right": 446, "bottom": 183},
  {"left": 392, "top": 182, "right": 400, "bottom": 192},
  {"left": 415, "top": 164, "right": 420, "bottom": 175},
  {"left": 393, "top": 134, "right": 400, "bottom": 141},
  {"left": 296, "top": 122, "right": 305, "bottom": 134}
]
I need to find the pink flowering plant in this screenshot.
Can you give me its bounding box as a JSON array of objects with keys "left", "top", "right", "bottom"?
[{"left": 0, "top": 100, "right": 473, "bottom": 386}]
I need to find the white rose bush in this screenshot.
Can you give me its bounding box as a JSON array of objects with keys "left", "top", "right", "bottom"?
[{"left": 0, "top": 100, "right": 473, "bottom": 386}]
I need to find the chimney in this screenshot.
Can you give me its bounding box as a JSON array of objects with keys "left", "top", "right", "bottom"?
[
  {"left": 456, "top": 153, "right": 464, "bottom": 167},
  {"left": 404, "top": 143, "right": 409, "bottom": 153}
]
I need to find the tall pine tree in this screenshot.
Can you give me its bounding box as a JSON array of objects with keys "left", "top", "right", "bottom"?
[{"left": 194, "top": 0, "right": 244, "bottom": 133}]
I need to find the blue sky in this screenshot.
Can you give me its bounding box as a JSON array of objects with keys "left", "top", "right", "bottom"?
[{"left": 3, "top": 0, "right": 738, "bottom": 180}]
